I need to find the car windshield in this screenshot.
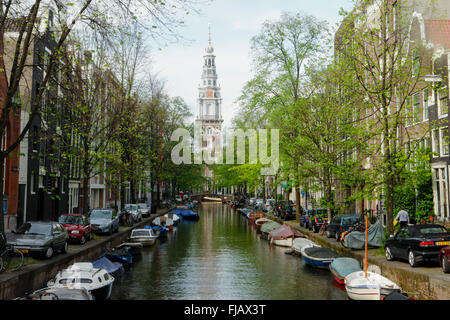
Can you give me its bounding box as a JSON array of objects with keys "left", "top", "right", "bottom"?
[
  {"left": 17, "top": 223, "right": 52, "bottom": 235},
  {"left": 89, "top": 210, "right": 112, "bottom": 219},
  {"left": 125, "top": 205, "right": 137, "bottom": 211},
  {"left": 58, "top": 215, "right": 84, "bottom": 225},
  {"left": 419, "top": 226, "right": 448, "bottom": 235}
]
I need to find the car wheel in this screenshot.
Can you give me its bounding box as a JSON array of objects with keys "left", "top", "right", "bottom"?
[
  {"left": 61, "top": 242, "right": 68, "bottom": 254},
  {"left": 80, "top": 236, "right": 86, "bottom": 245},
  {"left": 326, "top": 230, "right": 332, "bottom": 238},
  {"left": 442, "top": 256, "right": 450, "bottom": 273},
  {"left": 44, "top": 246, "right": 54, "bottom": 259},
  {"left": 385, "top": 246, "right": 394, "bottom": 261},
  {"left": 408, "top": 250, "right": 419, "bottom": 268}
]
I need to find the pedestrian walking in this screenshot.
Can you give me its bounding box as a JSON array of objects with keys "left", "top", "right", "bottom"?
[{"left": 395, "top": 207, "right": 409, "bottom": 228}]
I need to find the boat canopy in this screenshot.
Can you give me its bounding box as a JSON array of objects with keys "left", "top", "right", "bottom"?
[
  {"left": 269, "top": 224, "right": 304, "bottom": 240},
  {"left": 330, "top": 257, "right": 362, "bottom": 278},
  {"left": 343, "top": 221, "right": 384, "bottom": 249},
  {"left": 92, "top": 256, "right": 124, "bottom": 276},
  {"left": 261, "top": 221, "right": 282, "bottom": 234}
]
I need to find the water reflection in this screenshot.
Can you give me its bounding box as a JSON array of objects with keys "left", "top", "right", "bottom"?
[{"left": 110, "top": 204, "right": 347, "bottom": 300}]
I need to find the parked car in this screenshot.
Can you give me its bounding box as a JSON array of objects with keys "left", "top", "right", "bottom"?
[
  {"left": 88, "top": 208, "right": 120, "bottom": 235},
  {"left": 275, "top": 201, "right": 296, "bottom": 220},
  {"left": 137, "top": 203, "right": 150, "bottom": 218},
  {"left": 124, "top": 204, "right": 142, "bottom": 223},
  {"left": 326, "top": 214, "right": 361, "bottom": 240},
  {"left": 385, "top": 224, "right": 450, "bottom": 268},
  {"left": 8, "top": 221, "right": 69, "bottom": 259},
  {"left": 440, "top": 246, "right": 450, "bottom": 273},
  {"left": 58, "top": 214, "right": 91, "bottom": 244}
]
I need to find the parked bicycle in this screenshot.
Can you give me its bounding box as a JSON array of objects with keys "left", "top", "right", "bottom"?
[{"left": 0, "top": 232, "right": 24, "bottom": 273}]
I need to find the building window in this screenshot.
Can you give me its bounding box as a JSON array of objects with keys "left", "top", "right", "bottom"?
[
  {"left": 423, "top": 88, "right": 429, "bottom": 121},
  {"left": 438, "top": 86, "right": 448, "bottom": 118},
  {"left": 432, "top": 129, "right": 440, "bottom": 157},
  {"left": 434, "top": 167, "right": 448, "bottom": 219},
  {"left": 413, "top": 93, "right": 420, "bottom": 123},
  {"left": 441, "top": 127, "right": 449, "bottom": 157}
]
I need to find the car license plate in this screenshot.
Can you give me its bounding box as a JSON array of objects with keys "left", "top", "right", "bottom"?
[{"left": 437, "top": 241, "right": 450, "bottom": 246}]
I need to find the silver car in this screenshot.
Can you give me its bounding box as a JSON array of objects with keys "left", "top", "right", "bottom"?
[
  {"left": 89, "top": 208, "right": 120, "bottom": 235},
  {"left": 137, "top": 203, "right": 150, "bottom": 218},
  {"left": 8, "top": 221, "right": 69, "bottom": 259}
]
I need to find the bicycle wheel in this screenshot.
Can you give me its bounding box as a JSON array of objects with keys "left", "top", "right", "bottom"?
[{"left": 7, "top": 248, "right": 24, "bottom": 272}]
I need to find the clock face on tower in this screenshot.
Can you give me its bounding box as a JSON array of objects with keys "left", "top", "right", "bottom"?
[{"left": 206, "top": 88, "right": 214, "bottom": 98}]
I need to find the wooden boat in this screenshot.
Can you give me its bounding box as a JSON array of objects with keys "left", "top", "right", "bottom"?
[
  {"left": 268, "top": 224, "right": 305, "bottom": 247},
  {"left": 301, "top": 246, "right": 339, "bottom": 269},
  {"left": 129, "top": 228, "right": 158, "bottom": 246},
  {"left": 255, "top": 218, "right": 272, "bottom": 230},
  {"left": 329, "top": 257, "right": 362, "bottom": 286},
  {"left": 344, "top": 216, "right": 402, "bottom": 300},
  {"left": 202, "top": 196, "right": 222, "bottom": 202},
  {"left": 292, "top": 238, "right": 319, "bottom": 255},
  {"left": 47, "top": 263, "right": 114, "bottom": 300},
  {"left": 247, "top": 211, "right": 264, "bottom": 223}
]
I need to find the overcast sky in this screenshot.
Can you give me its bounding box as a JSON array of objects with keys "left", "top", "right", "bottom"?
[{"left": 149, "top": 0, "right": 355, "bottom": 128}]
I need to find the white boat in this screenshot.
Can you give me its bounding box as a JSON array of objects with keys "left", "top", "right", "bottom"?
[
  {"left": 129, "top": 228, "right": 158, "bottom": 246},
  {"left": 270, "top": 237, "right": 295, "bottom": 247},
  {"left": 292, "top": 238, "right": 320, "bottom": 255},
  {"left": 344, "top": 271, "right": 401, "bottom": 300},
  {"left": 344, "top": 216, "right": 402, "bottom": 300},
  {"left": 47, "top": 262, "right": 114, "bottom": 300}
]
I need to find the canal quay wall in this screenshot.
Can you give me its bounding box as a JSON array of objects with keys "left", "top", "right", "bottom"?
[
  {"left": 265, "top": 213, "right": 450, "bottom": 300},
  {"left": 0, "top": 208, "right": 171, "bottom": 300}
]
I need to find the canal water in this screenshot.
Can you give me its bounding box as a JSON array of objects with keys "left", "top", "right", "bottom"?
[{"left": 110, "top": 204, "right": 347, "bottom": 300}]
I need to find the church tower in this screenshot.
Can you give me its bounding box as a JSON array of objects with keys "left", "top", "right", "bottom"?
[{"left": 195, "top": 25, "right": 223, "bottom": 189}]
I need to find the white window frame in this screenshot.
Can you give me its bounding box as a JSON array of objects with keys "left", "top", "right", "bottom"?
[
  {"left": 432, "top": 128, "right": 440, "bottom": 158},
  {"left": 440, "top": 127, "right": 449, "bottom": 157}
]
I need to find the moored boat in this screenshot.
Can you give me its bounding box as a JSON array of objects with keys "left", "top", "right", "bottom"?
[
  {"left": 92, "top": 256, "right": 124, "bottom": 280},
  {"left": 116, "top": 242, "right": 143, "bottom": 256},
  {"left": 144, "top": 225, "right": 168, "bottom": 238},
  {"left": 301, "top": 246, "right": 339, "bottom": 269},
  {"left": 344, "top": 215, "right": 402, "bottom": 300},
  {"left": 260, "top": 221, "right": 282, "bottom": 240},
  {"left": 47, "top": 262, "right": 114, "bottom": 300},
  {"left": 344, "top": 271, "right": 401, "bottom": 300},
  {"left": 292, "top": 238, "right": 319, "bottom": 255},
  {"left": 329, "top": 257, "right": 362, "bottom": 286},
  {"left": 255, "top": 218, "right": 272, "bottom": 230},
  {"left": 172, "top": 208, "right": 200, "bottom": 220},
  {"left": 268, "top": 224, "right": 305, "bottom": 247},
  {"left": 129, "top": 228, "right": 158, "bottom": 246}
]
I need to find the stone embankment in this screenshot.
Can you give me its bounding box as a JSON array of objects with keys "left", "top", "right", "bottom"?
[{"left": 0, "top": 208, "right": 171, "bottom": 300}]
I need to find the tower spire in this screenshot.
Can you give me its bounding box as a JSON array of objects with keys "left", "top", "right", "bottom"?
[{"left": 208, "top": 23, "right": 212, "bottom": 46}]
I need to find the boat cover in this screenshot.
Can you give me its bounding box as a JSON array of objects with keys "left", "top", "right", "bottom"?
[
  {"left": 330, "top": 257, "right": 362, "bottom": 277},
  {"left": 261, "top": 221, "right": 282, "bottom": 234},
  {"left": 343, "top": 221, "right": 384, "bottom": 249},
  {"left": 172, "top": 209, "right": 198, "bottom": 217},
  {"left": 269, "top": 224, "right": 304, "bottom": 240},
  {"left": 93, "top": 256, "right": 124, "bottom": 276},
  {"left": 303, "top": 247, "right": 340, "bottom": 259}
]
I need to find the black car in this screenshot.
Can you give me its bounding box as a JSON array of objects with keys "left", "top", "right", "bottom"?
[
  {"left": 326, "top": 214, "right": 361, "bottom": 240},
  {"left": 8, "top": 221, "right": 69, "bottom": 259},
  {"left": 275, "top": 201, "right": 296, "bottom": 220},
  {"left": 385, "top": 224, "right": 450, "bottom": 267}
]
